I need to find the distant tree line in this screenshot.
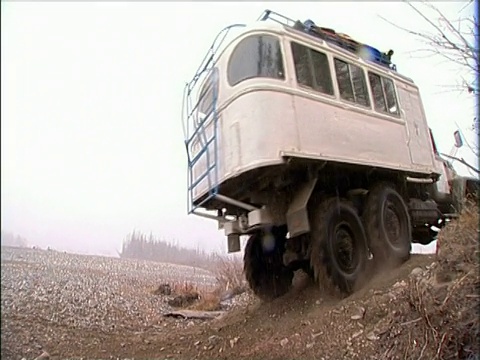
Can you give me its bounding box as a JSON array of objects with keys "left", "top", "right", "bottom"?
[
  {"left": 119, "top": 231, "right": 218, "bottom": 270},
  {"left": 1, "top": 230, "right": 28, "bottom": 248}
]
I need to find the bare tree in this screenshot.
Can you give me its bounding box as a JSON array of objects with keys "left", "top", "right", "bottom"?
[
  {"left": 382, "top": 1, "right": 478, "bottom": 173},
  {"left": 382, "top": 1, "right": 478, "bottom": 95}
]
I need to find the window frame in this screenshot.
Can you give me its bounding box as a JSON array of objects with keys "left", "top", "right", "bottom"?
[
  {"left": 367, "top": 71, "right": 401, "bottom": 118},
  {"left": 333, "top": 57, "right": 371, "bottom": 108},
  {"left": 226, "top": 33, "right": 286, "bottom": 87},
  {"left": 290, "top": 41, "right": 335, "bottom": 97}
]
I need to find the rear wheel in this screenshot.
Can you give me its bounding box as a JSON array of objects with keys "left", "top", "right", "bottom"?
[
  {"left": 243, "top": 227, "right": 294, "bottom": 301},
  {"left": 309, "top": 197, "right": 368, "bottom": 294},
  {"left": 363, "top": 183, "right": 412, "bottom": 266}
]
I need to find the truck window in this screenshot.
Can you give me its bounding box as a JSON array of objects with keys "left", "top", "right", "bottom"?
[
  {"left": 198, "top": 68, "right": 218, "bottom": 119},
  {"left": 291, "top": 42, "right": 334, "bottom": 95},
  {"left": 383, "top": 78, "right": 399, "bottom": 115},
  {"left": 334, "top": 58, "right": 370, "bottom": 107},
  {"left": 368, "top": 72, "right": 400, "bottom": 116},
  {"left": 368, "top": 73, "right": 387, "bottom": 112},
  {"left": 227, "top": 35, "right": 285, "bottom": 87}
]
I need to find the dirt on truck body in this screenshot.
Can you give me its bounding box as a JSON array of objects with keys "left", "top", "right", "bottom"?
[{"left": 181, "top": 9, "right": 478, "bottom": 300}]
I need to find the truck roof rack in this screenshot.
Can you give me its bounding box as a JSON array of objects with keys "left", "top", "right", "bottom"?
[{"left": 258, "top": 9, "right": 397, "bottom": 71}]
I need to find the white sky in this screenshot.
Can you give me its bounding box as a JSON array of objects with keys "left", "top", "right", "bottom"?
[{"left": 1, "top": 1, "right": 476, "bottom": 256}]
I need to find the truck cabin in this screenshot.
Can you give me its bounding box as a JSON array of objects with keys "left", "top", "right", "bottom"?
[{"left": 183, "top": 10, "right": 438, "bottom": 215}]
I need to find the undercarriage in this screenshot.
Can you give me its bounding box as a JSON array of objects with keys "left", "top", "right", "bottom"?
[{"left": 193, "top": 162, "right": 453, "bottom": 300}]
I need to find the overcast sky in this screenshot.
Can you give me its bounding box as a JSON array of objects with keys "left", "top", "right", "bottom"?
[{"left": 1, "top": 1, "right": 476, "bottom": 256}]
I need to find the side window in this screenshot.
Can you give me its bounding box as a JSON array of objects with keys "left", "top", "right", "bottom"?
[
  {"left": 311, "top": 49, "right": 334, "bottom": 95},
  {"left": 334, "top": 58, "right": 370, "bottom": 107},
  {"left": 291, "top": 42, "right": 313, "bottom": 88},
  {"left": 334, "top": 59, "right": 354, "bottom": 102},
  {"left": 227, "top": 35, "right": 285, "bottom": 87},
  {"left": 368, "top": 73, "right": 387, "bottom": 112},
  {"left": 368, "top": 72, "right": 400, "bottom": 116},
  {"left": 291, "top": 42, "right": 333, "bottom": 95},
  {"left": 383, "top": 78, "right": 399, "bottom": 115}
]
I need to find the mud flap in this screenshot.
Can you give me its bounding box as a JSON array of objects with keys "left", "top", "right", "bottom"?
[{"left": 286, "top": 178, "right": 318, "bottom": 238}]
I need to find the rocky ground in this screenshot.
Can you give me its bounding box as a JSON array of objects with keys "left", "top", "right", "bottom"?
[
  {"left": 0, "top": 247, "right": 233, "bottom": 360},
  {"left": 2, "top": 204, "right": 478, "bottom": 360}
]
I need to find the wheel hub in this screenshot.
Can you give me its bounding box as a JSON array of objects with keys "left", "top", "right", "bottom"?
[
  {"left": 333, "top": 223, "right": 357, "bottom": 274},
  {"left": 384, "top": 200, "right": 402, "bottom": 246}
]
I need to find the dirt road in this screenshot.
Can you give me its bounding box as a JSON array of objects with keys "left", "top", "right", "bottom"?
[{"left": 2, "top": 246, "right": 440, "bottom": 360}]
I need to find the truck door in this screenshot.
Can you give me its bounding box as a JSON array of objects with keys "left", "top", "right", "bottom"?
[{"left": 397, "top": 88, "right": 435, "bottom": 167}]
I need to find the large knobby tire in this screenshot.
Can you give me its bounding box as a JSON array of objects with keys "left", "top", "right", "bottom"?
[
  {"left": 243, "top": 228, "right": 294, "bottom": 301},
  {"left": 309, "top": 198, "right": 369, "bottom": 294},
  {"left": 363, "top": 183, "right": 412, "bottom": 266}
]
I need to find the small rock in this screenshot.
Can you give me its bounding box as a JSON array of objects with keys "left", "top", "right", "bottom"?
[
  {"left": 315, "top": 300, "right": 322, "bottom": 305},
  {"left": 187, "top": 321, "right": 195, "bottom": 327},
  {"left": 194, "top": 341, "right": 201, "bottom": 346},
  {"left": 350, "top": 306, "right": 365, "bottom": 320},
  {"left": 410, "top": 267, "right": 424, "bottom": 278},
  {"left": 311, "top": 331, "right": 323, "bottom": 339},
  {"left": 366, "top": 332, "right": 379, "bottom": 341},
  {"left": 306, "top": 342, "right": 314, "bottom": 349},
  {"left": 230, "top": 336, "right": 239, "bottom": 348},
  {"left": 280, "top": 338, "right": 289, "bottom": 347},
  {"left": 208, "top": 335, "right": 221, "bottom": 346},
  {"left": 34, "top": 351, "right": 50, "bottom": 360},
  {"left": 393, "top": 280, "right": 407, "bottom": 288},
  {"left": 352, "top": 329, "right": 364, "bottom": 339}
]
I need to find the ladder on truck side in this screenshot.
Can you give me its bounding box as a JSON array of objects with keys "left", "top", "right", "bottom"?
[{"left": 182, "top": 24, "right": 245, "bottom": 214}]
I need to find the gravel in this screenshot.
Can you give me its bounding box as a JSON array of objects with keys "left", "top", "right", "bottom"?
[{"left": 1, "top": 246, "right": 220, "bottom": 359}]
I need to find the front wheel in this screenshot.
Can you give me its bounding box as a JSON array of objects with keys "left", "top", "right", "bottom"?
[
  {"left": 309, "top": 198, "right": 369, "bottom": 294},
  {"left": 243, "top": 227, "right": 293, "bottom": 301}
]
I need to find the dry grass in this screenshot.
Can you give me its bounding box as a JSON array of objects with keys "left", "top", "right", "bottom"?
[
  {"left": 387, "top": 199, "right": 479, "bottom": 360},
  {"left": 171, "top": 281, "right": 200, "bottom": 297},
  {"left": 153, "top": 255, "right": 247, "bottom": 312},
  {"left": 189, "top": 292, "right": 222, "bottom": 311},
  {"left": 212, "top": 254, "right": 246, "bottom": 293}
]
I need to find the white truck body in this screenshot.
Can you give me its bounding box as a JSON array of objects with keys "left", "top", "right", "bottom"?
[{"left": 190, "top": 22, "right": 438, "bottom": 202}]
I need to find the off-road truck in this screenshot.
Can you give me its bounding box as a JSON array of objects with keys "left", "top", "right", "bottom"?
[{"left": 181, "top": 10, "right": 476, "bottom": 300}]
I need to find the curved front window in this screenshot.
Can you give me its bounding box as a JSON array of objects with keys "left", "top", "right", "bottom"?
[
  {"left": 227, "top": 34, "right": 285, "bottom": 86},
  {"left": 197, "top": 67, "right": 219, "bottom": 119}
]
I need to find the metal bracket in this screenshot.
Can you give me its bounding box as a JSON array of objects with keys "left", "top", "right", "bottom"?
[{"left": 227, "top": 234, "right": 241, "bottom": 253}]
